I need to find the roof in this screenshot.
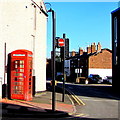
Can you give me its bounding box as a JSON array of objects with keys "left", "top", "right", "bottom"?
[
  {"left": 111, "top": 7, "right": 120, "bottom": 14},
  {"left": 87, "top": 48, "right": 112, "bottom": 57},
  {"left": 67, "top": 48, "right": 112, "bottom": 60},
  {"left": 11, "top": 49, "right": 33, "bottom": 54}
]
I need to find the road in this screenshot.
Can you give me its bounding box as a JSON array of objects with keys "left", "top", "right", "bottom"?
[
  {"left": 62, "top": 83, "right": 120, "bottom": 119},
  {"left": 2, "top": 82, "right": 120, "bottom": 120}
]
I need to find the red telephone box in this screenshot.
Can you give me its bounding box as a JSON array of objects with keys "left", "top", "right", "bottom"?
[{"left": 8, "top": 49, "right": 33, "bottom": 101}]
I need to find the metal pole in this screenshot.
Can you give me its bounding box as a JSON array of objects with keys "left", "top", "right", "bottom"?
[
  {"left": 4, "top": 43, "right": 6, "bottom": 85},
  {"left": 4, "top": 43, "right": 7, "bottom": 98},
  {"left": 52, "top": 10, "right": 56, "bottom": 112},
  {"left": 62, "top": 34, "right": 65, "bottom": 102}
]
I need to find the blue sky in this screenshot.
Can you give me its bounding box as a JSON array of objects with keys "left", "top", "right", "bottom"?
[{"left": 46, "top": 2, "right": 118, "bottom": 58}]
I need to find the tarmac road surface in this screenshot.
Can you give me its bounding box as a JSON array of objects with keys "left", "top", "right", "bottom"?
[{"left": 63, "top": 83, "right": 120, "bottom": 119}]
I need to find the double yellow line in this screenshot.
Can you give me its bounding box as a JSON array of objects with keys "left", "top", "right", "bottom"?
[{"left": 66, "top": 89, "right": 85, "bottom": 106}]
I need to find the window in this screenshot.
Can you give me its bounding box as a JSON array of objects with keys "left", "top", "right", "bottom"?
[{"left": 114, "top": 17, "right": 118, "bottom": 65}]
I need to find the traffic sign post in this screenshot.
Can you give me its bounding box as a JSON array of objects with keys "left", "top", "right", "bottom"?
[{"left": 55, "top": 35, "right": 66, "bottom": 102}]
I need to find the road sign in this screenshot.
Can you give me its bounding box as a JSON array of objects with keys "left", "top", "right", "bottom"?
[
  {"left": 58, "top": 38, "right": 65, "bottom": 47},
  {"left": 75, "top": 68, "right": 82, "bottom": 73}
]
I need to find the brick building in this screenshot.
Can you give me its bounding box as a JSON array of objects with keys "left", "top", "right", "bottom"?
[{"left": 66, "top": 43, "right": 112, "bottom": 82}]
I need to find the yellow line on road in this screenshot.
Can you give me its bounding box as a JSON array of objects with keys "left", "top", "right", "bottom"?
[
  {"left": 66, "top": 89, "right": 85, "bottom": 106},
  {"left": 74, "top": 94, "right": 85, "bottom": 106}
]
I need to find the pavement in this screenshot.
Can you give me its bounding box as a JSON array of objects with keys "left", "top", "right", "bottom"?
[{"left": 0, "top": 85, "right": 77, "bottom": 119}]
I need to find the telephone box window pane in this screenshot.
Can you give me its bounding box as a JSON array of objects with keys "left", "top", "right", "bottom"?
[
  {"left": 14, "top": 86, "right": 18, "bottom": 90},
  {"left": 20, "top": 60, "right": 24, "bottom": 64},
  {"left": 15, "top": 69, "right": 19, "bottom": 72},
  {"left": 20, "top": 69, "right": 24, "bottom": 72},
  {"left": 15, "top": 77, "right": 17, "bottom": 81},
  {"left": 29, "top": 61, "right": 32, "bottom": 68},
  {"left": 19, "top": 73, "right": 23, "bottom": 76},
  {"left": 15, "top": 73, "right": 19, "bottom": 76},
  {"left": 14, "top": 60, "right": 20, "bottom": 68},
  {"left": 14, "top": 82, "right": 18, "bottom": 85},
  {"left": 15, "top": 64, "right": 18, "bottom": 68},
  {"left": 20, "top": 65, "right": 24, "bottom": 68},
  {"left": 15, "top": 61, "right": 18, "bottom": 64},
  {"left": 19, "top": 82, "right": 23, "bottom": 86},
  {"left": 13, "top": 90, "right": 17, "bottom": 94},
  {"left": 29, "top": 90, "right": 31, "bottom": 94},
  {"left": 19, "top": 91, "right": 23, "bottom": 94},
  {"left": 19, "top": 78, "right": 24, "bottom": 81}
]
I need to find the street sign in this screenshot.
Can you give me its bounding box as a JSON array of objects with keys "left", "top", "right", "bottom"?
[
  {"left": 58, "top": 38, "right": 65, "bottom": 47},
  {"left": 75, "top": 68, "right": 82, "bottom": 73},
  {"left": 64, "top": 60, "right": 70, "bottom": 76}
]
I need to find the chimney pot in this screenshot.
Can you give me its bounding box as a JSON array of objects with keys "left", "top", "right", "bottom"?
[
  {"left": 97, "top": 42, "right": 101, "bottom": 52},
  {"left": 79, "top": 48, "right": 83, "bottom": 55},
  {"left": 72, "top": 51, "right": 76, "bottom": 56}
]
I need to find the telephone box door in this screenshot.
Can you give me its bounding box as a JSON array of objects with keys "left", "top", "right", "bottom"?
[{"left": 11, "top": 59, "right": 25, "bottom": 100}]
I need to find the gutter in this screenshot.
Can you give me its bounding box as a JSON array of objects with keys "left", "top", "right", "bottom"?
[{"left": 31, "top": 0, "right": 48, "bottom": 17}]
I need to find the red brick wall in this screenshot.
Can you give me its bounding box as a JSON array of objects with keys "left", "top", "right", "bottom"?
[{"left": 89, "top": 50, "right": 112, "bottom": 69}]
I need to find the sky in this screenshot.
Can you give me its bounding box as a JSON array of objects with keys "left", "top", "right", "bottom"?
[{"left": 46, "top": 2, "right": 118, "bottom": 58}]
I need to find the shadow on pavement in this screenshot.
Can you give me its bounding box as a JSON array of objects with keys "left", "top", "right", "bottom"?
[{"left": 2, "top": 102, "right": 69, "bottom": 119}]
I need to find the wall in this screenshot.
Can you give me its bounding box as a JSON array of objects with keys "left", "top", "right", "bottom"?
[
  {"left": 88, "top": 68, "right": 112, "bottom": 79},
  {"left": 0, "top": 0, "right": 47, "bottom": 92},
  {"left": 88, "top": 49, "right": 112, "bottom": 78},
  {"left": 89, "top": 49, "right": 112, "bottom": 69}
]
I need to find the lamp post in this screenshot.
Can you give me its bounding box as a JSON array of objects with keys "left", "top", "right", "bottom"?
[
  {"left": 62, "top": 33, "right": 65, "bottom": 102},
  {"left": 47, "top": 8, "right": 56, "bottom": 112},
  {"left": 31, "top": 1, "right": 56, "bottom": 110}
]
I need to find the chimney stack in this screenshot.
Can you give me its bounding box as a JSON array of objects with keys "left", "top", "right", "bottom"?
[
  {"left": 91, "top": 43, "right": 96, "bottom": 53},
  {"left": 97, "top": 42, "right": 101, "bottom": 52},
  {"left": 87, "top": 46, "right": 91, "bottom": 54},
  {"left": 72, "top": 51, "right": 76, "bottom": 56}
]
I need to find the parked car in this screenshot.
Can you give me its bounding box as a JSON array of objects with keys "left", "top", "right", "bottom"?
[
  {"left": 88, "top": 74, "right": 102, "bottom": 83},
  {"left": 56, "top": 75, "right": 64, "bottom": 81},
  {"left": 103, "top": 76, "right": 112, "bottom": 84}
]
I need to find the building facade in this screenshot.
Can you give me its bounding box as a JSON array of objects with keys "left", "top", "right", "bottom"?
[
  {"left": 111, "top": 7, "right": 120, "bottom": 90},
  {"left": 0, "top": 0, "right": 47, "bottom": 92},
  {"left": 88, "top": 48, "right": 112, "bottom": 79},
  {"left": 66, "top": 43, "right": 112, "bottom": 82}
]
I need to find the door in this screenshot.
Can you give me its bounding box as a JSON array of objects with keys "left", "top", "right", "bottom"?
[{"left": 11, "top": 59, "right": 25, "bottom": 99}]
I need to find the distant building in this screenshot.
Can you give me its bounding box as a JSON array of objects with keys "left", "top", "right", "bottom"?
[
  {"left": 66, "top": 43, "right": 112, "bottom": 82},
  {"left": 111, "top": 7, "right": 120, "bottom": 90},
  {"left": 0, "top": 0, "right": 47, "bottom": 92}
]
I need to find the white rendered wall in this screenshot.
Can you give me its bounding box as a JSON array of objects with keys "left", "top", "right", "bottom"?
[
  {"left": 88, "top": 68, "right": 112, "bottom": 79},
  {"left": 0, "top": 0, "right": 47, "bottom": 92}
]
